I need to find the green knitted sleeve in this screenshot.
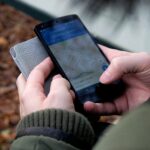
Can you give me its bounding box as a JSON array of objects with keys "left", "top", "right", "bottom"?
[{"left": 11, "top": 109, "right": 95, "bottom": 150}]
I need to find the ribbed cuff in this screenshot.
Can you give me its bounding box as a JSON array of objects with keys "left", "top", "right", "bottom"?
[{"left": 16, "top": 109, "right": 95, "bottom": 148}]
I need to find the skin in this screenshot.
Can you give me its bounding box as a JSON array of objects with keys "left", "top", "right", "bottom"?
[
  {"left": 17, "top": 46, "right": 150, "bottom": 117},
  {"left": 16, "top": 57, "right": 75, "bottom": 118},
  {"left": 84, "top": 46, "right": 150, "bottom": 115}
]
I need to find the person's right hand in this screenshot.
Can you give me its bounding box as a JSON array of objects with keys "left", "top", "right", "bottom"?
[{"left": 84, "top": 46, "right": 150, "bottom": 115}]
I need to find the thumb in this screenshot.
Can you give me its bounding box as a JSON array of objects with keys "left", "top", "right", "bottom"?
[{"left": 100, "top": 53, "right": 146, "bottom": 84}]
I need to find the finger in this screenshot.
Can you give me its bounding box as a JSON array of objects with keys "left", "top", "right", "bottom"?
[
  {"left": 16, "top": 74, "right": 26, "bottom": 99},
  {"left": 100, "top": 53, "right": 146, "bottom": 84},
  {"left": 70, "top": 90, "right": 75, "bottom": 100},
  {"left": 51, "top": 75, "right": 75, "bottom": 99},
  {"left": 99, "top": 45, "right": 130, "bottom": 61},
  {"left": 26, "top": 57, "right": 53, "bottom": 92},
  {"left": 52, "top": 74, "right": 62, "bottom": 80},
  {"left": 50, "top": 76, "right": 70, "bottom": 92},
  {"left": 84, "top": 101, "right": 117, "bottom": 115}
]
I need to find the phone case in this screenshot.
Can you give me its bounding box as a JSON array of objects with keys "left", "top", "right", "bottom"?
[{"left": 10, "top": 37, "right": 57, "bottom": 95}]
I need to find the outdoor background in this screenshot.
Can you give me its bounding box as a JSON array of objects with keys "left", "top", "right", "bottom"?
[
  {"left": 0, "top": 2, "right": 119, "bottom": 149},
  {"left": 0, "top": 3, "right": 39, "bottom": 150},
  {"left": 0, "top": 1, "right": 150, "bottom": 149}
]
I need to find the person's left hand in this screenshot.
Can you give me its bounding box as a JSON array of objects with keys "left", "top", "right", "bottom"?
[{"left": 16, "top": 57, "right": 75, "bottom": 118}]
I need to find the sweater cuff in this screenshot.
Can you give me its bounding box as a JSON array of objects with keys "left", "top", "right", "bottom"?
[{"left": 16, "top": 109, "right": 95, "bottom": 149}]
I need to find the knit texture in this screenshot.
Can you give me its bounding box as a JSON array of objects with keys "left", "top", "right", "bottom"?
[{"left": 16, "top": 109, "right": 95, "bottom": 146}]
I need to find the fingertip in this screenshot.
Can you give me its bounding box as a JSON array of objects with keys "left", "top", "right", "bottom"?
[
  {"left": 46, "top": 57, "right": 54, "bottom": 67},
  {"left": 43, "top": 57, "right": 54, "bottom": 71},
  {"left": 84, "top": 101, "right": 95, "bottom": 112},
  {"left": 50, "top": 75, "right": 70, "bottom": 91},
  {"left": 99, "top": 45, "right": 115, "bottom": 55},
  {"left": 52, "top": 74, "right": 70, "bottom": 89},
  {"left": 41, "top": 57, "right": 50, "bottom": 66},
  {"left": 37, "top": 57, "right": 54, "bottom": 72},
  {"left": 99, "top": 45, "right": 110, "bottom": 51},
  {"left": 28, "top": 57, "right": 54, "bottom": 85},
  {"left": 44, "top": 57, "right": 51, "bottom": 62},
  {"left": 52, "top": 74, "right": 62, "bottom": 80},
  {"left": 44, "top": 57, "right": 50, "bottom": 62},
  {"left": 99, "top": 71, "right": 112, "bottom": 84}
]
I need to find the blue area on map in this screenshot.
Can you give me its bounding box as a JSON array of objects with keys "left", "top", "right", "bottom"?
[{"left": 40, "top": 20, "right": 87, "bottom": 45}]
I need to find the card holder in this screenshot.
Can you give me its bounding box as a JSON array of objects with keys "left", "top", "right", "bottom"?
[{"left": 10, "top": 37, "right": 57, "bottom": 95}]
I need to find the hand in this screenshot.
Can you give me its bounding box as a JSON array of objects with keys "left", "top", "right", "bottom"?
[
  {"left": 84, "top": 46, "right": 150, "bottom": 115},
  {"left": 16, "top": 58, "right": 75, "bottom": 118}
]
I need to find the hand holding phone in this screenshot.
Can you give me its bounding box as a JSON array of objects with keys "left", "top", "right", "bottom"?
[
  {"left": 84, "top": 46, "right": 150, "bottom": 114},
  {"left": 34, "top": 15, "right": 125, "bottom": 108}
]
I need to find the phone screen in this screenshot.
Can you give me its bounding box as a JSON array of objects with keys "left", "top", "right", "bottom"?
[{"left": 39, "top": 19, "right": 109, "bottom": 93}]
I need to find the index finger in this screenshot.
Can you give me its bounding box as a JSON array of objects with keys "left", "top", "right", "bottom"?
[{"left": 26, "top": 57, "right": 54, "bottom": 92}]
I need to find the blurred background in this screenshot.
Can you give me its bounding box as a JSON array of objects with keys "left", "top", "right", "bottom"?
[
  {"left": 0, "top": 2, "right": 39, "bottom": 150},
  {"left": 0, "top": 0, "right": 150, "bottom": 149}
]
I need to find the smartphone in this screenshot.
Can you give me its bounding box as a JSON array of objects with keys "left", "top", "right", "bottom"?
[{"left": 34, "top": 15, "right": 125, "bottom": 104}]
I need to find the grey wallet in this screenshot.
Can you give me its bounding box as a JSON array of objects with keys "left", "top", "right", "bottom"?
[{"left": 10, "top": 37, "right": 57, "bottom": 95}]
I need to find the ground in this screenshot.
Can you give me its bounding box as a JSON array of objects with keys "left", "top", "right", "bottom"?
[{"left": 0, "top": 3, "right": 39, "bottom": 150}]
